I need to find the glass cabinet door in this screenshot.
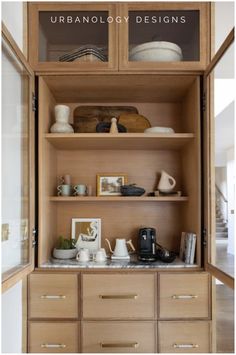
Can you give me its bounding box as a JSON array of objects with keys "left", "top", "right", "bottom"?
[
  {"left": 1, "top": 25, "right": 35, "bottom": 289},
  {"left": 119, "top": 3, "right": 209, "bottom": 71},
  {"left": 29, "top": 3, "right": 117, "bottom": 71}
]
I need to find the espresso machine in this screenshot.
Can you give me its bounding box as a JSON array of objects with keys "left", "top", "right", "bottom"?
[{"left": 138, "top": 227, "right": 156, "bottom": 261}]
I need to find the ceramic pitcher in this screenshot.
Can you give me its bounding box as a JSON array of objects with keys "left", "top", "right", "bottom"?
[{"left": 158, "top": 170, "right": 176, "bottom": 193}]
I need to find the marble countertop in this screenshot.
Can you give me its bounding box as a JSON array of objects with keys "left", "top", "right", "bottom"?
[{"left": 40, "top": 255, "right": 198, "bottom": 269}]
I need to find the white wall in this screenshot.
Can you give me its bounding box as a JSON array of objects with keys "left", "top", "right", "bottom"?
[
  {"left": 1, "top": 2, "right": 25, "bottom": 354},
  {"left": 1, "top": 281, "right": 23, "bottom": 353}
]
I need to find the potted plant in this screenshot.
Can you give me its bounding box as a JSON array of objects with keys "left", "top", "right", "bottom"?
[{"left": 53, "top": 236, "right": 77, "bottom": 259}]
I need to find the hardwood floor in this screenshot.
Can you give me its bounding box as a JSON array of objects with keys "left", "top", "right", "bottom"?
[
  {"left": 216, "top": 242, "right": 234, "bottom": 277},
  {"left": 216, "top": 283, "right": 234, "bottom": 353}
]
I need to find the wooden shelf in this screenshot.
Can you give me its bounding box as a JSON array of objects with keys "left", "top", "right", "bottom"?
[
  {"left": 45, "top": 133, "right": 194, "bottom": 150},
  {"left": 49, "top": 196, "right": 189, "bottom": 202}
]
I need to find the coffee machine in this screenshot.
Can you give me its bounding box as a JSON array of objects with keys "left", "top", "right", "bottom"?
[{"left": 138, "top": 227, "right": 156, "bottom": 261}]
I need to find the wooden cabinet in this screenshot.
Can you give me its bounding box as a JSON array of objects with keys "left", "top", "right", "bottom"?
[
  {"left": 82, "top": 273, "right": 156, "bottom": 319},
  {"left": 158, "top": 273, "right": 210, "bottom": 319},
  {"left": 158, "top": 321, "right": 211, "bottom": 353},
  {"left": 28, "top": 321, "right": 79, "bottom": 353},
  {"left": 29, "top": 273, "right": 79, "bottom": 319},
  {"left": 82, "top": 321, "right": 157, "bottom": 353},
  {"left": 28, "top": 2, "right": 210, "bottom": 72}
]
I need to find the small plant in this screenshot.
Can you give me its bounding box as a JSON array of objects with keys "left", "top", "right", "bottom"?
[{"left": 56, "top": 236, "right": 76, "bottom": 250}]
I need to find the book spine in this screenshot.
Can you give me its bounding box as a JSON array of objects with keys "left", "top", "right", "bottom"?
[
  {"left": 185, "top": 234, "right": 193, "bottom": 264},
  {"left": 190, "top": 234, "right": 197, "bottom": 264}
]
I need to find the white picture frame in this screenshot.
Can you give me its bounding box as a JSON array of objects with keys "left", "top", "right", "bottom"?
[{"left": 71, "top": 218, "right": 101, "bottom": 252}]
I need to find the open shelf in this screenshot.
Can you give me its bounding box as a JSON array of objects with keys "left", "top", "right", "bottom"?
[
  {"left": 45, "top": 133, "right": 194, "bottom": 150},
  {"left": 49, "top": 196, "right": 189, "bottom": 202}
]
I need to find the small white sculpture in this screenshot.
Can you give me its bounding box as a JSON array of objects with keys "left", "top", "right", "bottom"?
[
  {"left": 158, "top": 170, "right": 176, "bottom": 193},
  {"left": 109, "top": 117, "right": 119, "bottom": 134},
  {"left": 50, "top": 105, "right": 74, "bottom": 133}
]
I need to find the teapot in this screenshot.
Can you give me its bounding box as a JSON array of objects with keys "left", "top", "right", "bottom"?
[
  {"left": 105, "top": 238, "right": 135, "bottom": 258},
  {"left": 157, "top": 170, "right": 176, "bottom": 193}
]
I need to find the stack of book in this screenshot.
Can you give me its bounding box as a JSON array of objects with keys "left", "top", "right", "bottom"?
[{"left": 179, "top": 232, "right": 197, "bottom": 264}]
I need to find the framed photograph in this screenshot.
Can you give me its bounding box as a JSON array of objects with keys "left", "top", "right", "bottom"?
[
  {"left": 71, "top": 218, "right": 101, "bottom": 252},
  {"left": 97, "top": 173, "right": 128, "bottom": 196}
]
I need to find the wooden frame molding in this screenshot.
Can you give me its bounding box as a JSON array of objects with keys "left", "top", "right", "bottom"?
[{"left": 206, "top": 263, "right": 234, "bottom": 290}]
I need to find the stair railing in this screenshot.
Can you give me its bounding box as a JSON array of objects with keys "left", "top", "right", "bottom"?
[{"left": 215, "top": 184, "right": 228, "bottom": 224}]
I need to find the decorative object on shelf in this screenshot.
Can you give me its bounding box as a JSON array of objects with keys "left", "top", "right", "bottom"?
[
  {"left": 72, "top": 218, "right": 101, "bottom": 253},
  {"left": 155, "top": 243, "right": 176, "bottom": 263},
  {"left": 118, "top": 113, "right": 151, "bottom": 133},
  {"left": 179, "top": 232, "right": 197, "bottom": 264},
  {"left": 154, "top": 190, "right": 182, "bottom": 197},
  {"left": 60, "top": 174, "right": 71, "bottom": 185},
  {"left": 59, "top": 45, "right": 108, "bottom": 62},
  {"left": 120, "top": 184, "right": 145, "bottom": 196},
  {"left": 73, "top": 106, "right": 138, "bottom": 133},
  {"left": 57, "top": 184, "right": 72, "bottom": 196},
  {"left": 129, "top": 41, "right": 183, "bottom": 62},
  {"left": 97, "top": 173, "right": 128, "bottom": 196},
  {"left": 94, "top": 248, "right": 107, "bottom": 262},
  {"left": 74, "top": 184, "right": 87, "bottom": 196},
  {"left": 105, "top": 238, "right": 135, "bottom": 260},
  {"left": 144, "top": 126, "right": 175, "bottom": 134},
  {"left": 96, "top": 121, "right": 127, "bottom": 133},
  {"left": 157, "top": 170, "right": 176, "bottom": 193},
  {"left": 109, "top": 117, "right": 119, "bottom": 133},
  {"left": 50, "top": 105, "right": 74, "bottom": 133},
  {"left": 87, "top": 185, "right": 93, "bottom": 196},
  {"left": 52, "top": 236, "right": 77, "bottom": 259}
]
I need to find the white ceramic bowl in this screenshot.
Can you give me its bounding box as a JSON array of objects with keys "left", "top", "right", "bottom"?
[
  {"left": 144, "top": 127, "right": 175, "bottom": 134},
  {"left": 53, "top": 248, "right": 77, "bottom": 259},
  {"left": 129, "top": 41, "right": 183, "bottom": 62}
]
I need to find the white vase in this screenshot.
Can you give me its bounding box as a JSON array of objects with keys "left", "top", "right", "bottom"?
[
  {"left": 50, "top": 105, "right": 74, "bottom": 133},
  {"left": 158, "top": 170, "right": 176, "bottom": 193}
]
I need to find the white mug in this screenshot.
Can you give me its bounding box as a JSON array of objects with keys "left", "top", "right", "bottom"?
[
  {"left": 57, "top": 184, "right": 72, "bottom": 196},
  {"left": 74, "top": 184, "right": 87, "bottom": 196},
  {"left": 76, "top": 248, "right": 90, "bottom": 262},
  {"left": 95, "top": 249, "right": 106, "bottom": 262}
]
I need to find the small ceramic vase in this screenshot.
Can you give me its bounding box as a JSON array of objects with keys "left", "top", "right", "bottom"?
[
  {"left": 109, "top": 117, "right": 119, "bottom": 134},
  {"left": 50, "top": 105, "right": 74, "bottom": 133},
  {"left": 158, "top": 170, "right": 176, "bottom": 193}
]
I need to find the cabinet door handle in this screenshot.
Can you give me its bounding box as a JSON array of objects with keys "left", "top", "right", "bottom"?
[
  {"left": 40, "top": 295, "right": 66, "bottom": 299},
  {"left": 100, "top": 342, "right": 139, "bottom": 348},
  {"left": 41, "top": 343, "right": 66, "bottom": 348},
  {"left": 172, "top": 294, "right": 198, "bottom": 299},
  {"left": 99, "top": 294, "right": 138, "bottom": 299},
  {"left": 173, "top": 343, "right": 199, "bottom": 349}
]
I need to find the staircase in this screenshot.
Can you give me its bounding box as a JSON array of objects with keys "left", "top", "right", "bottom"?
[{"left": 215, "top": 185, "right": 228, "bottom": 240}]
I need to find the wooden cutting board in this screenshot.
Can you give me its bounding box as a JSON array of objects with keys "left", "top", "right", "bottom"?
[
  {"left": 73, "top": 106, "right": 138, "bottom": 133},
  {"left": 118, "top": 114, "right": 151, "bottom": 133}
]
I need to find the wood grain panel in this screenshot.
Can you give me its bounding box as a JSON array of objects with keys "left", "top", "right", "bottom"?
[
  {"left": 29, "top": 273, "right": 79, "bottom": 319},
  {"left": 82, "top": 274, "right": 156, "bottom": 319},
  {"left": 82, "top": 321, "right": 156, "bottom": 353},
  {"left": 28, "top": 321, "right": 79, "bottom": 353},
  {"left": 159, "top": 273, "right": 210, "bottom": 319},
  {"left": 158, "top": 321, "right": 211, "bottom": 353}
]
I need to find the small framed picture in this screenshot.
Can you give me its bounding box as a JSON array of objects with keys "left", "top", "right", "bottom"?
[
  {"left": 71, "top": 218, "right": 101, "bottom": 252},
  {"left": 97, "top": 173, "right": 128, "bottom": 196}
]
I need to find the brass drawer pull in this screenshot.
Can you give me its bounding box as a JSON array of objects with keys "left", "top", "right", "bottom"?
[
  {"left": 41, "top": 343, "right": 66, "bottom": 348},
  {"left": 40, "top": 295, "right": 66, "bottom": 299},
  {"left": 173, "top": 343, "right": 199, "bottom": 349},
  {"left": 100, "top": 342, "right": 139, "bottom": 348},
  {"left": 172, "top": 294, "right": 198, "bottom": 299},
  {"left": 99, "top": 294, "right": 138, "bottom": 299}
]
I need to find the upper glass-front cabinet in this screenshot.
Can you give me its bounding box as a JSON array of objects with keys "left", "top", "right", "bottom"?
[
  {"left": 119, "top": 2, "right": 210, "bottom": 71},
  {"left": 28, "top": 3, "right": 118, "bottom": 71}
]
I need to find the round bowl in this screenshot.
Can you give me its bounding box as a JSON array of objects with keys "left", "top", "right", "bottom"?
[
  {"left": 129, "top": 41, "right": 183, "bottom": 62},
  {"left": 144, "top": 127, "right": 174, "bottom": 134},
  {"left": 53, "top": 248, "right": 77, "bottom": 259}
]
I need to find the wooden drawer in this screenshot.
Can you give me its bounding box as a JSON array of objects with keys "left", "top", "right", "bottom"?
[
  {"left": 159, "top": 273, "right": 210, "bottom": 319},
  {"left": 82, "top": 321, "right": 156, "bottom": 353},
  {"left": 29, "top": 273, "right": 78, "bottom": 319},
  {"left": 28, "top": 321, "right": 79, "bottom": 353},
  {"left": 158, "top": 321, "right": 211, "bottom": 353},
  {"left": 82, "top": 273, "right": 156, "bottom": 319}
]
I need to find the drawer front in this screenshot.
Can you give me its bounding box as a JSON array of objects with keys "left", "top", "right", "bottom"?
[
  {"left": 82, "top": 274, "right": 156, "bottom": 319},
  {"left": 159, "top": 273, "right": 210, "bottom": 319},
  {"left": 28, "top": 321, "right": 79, "bottom": 353},
  {"left": 82, "top": 321, "right": 156, "bottom": 353},
  {"left": 29, "top": 274, "right": 78, "bottom": 319},
  {"left": 158, "top": 321, "right": 211, "bottom": 353}
]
